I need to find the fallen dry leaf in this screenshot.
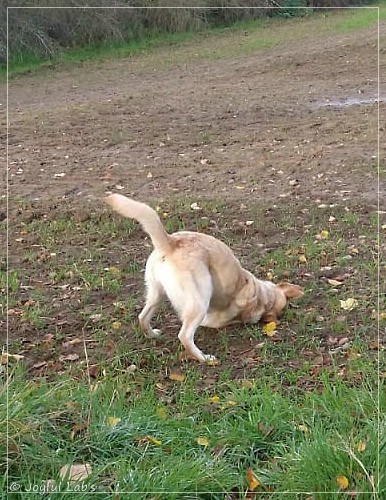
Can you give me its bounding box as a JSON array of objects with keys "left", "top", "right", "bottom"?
[
  {"left": 59, "top": 353, "right": 79, "bottom": 362},
  {"left": 106, "top": 416, "right": 121, "bottom": 428},
  {"left": 262, "top": 321, "right": 277, "bottom": 337},
  {"left": 340, "top": 298, "right": 358, "bottom": 311},
  {"left": 206, "top": 357, "right": 220, "bottom": 366},
  {"left": 169, "top": 371, "right": 185, "bottom": 382},
  {"left": 32, "top": 361, "right": 47, "bottom": 369},
  {"left": 298, "top": 254, "right": 307, "bottom": 263},
  {"left": 337, "top": 475, "right": 349, "bottom": 490},
  {"left": 196, "top": 436, "right": 209, "bottom": 447},
  {"left": 59, "top": 463, "right": 92, "bottom": 483},
  {"left": 246, "top": 467, "right": 261, "bottom": 491},
  {"left": 220, "top": 400, "right": 237, "bottom": 410},
  {"left": 327, "top": 279, "right": 344, "bottom": 287},
  {"left": 42, "top": 333, "right": 55, "bottom": 344},
  {"left": 62, "top": 338, "right": 82, "bottom": 348},
  {"left": 146, "top": 435, "right": 162, "bottom": 446}
]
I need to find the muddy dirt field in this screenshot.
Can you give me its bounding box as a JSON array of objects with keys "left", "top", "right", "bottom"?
[{"left": 2, "top": 12, "right": 385, "bottom": 377}]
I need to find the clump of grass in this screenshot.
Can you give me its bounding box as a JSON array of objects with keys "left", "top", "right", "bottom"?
[{"left": 2, "top": 363, "right": 384, "bottom": 497}]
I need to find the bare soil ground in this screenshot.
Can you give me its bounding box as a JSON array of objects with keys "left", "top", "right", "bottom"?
[{"left": 2, "top": 12, "right": 385, "bottom": 380}]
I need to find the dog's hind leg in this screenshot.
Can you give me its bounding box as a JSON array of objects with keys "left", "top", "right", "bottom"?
[
  {"left": 138, "top": 280, "right": 164, "bottom": 339},
  {"left": 178, "top": 311, "right": 216, "bottom": 363},
  {"left": 169, "top": 268, "right": 215, "bottom": 363}
]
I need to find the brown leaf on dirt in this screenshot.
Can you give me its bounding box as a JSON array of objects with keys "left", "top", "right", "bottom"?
[
  {"left": 327, "top": 279, "right": 344, "bottom": 286},
  {"left": 62, "top": 338, "right": 82, "bottom": 348},
  {"left": 42, "top": 333, "right": 55, "bottom": 345},
  {"left": 369, "top": 340, "right": 380, "bottom": 350},
  {"left": 32, "top": 361, "right": 47, "bottom": 369},
  {"left": 59, "top": 353, "right": 79, "bottom": 362}
]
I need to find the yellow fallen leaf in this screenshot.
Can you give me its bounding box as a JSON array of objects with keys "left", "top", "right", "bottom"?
[
  {"left": 196, "top": 436, "right": 209, "bottom": 447},
  {"left": 320, "top": 230, "right": 329, "bottom": 239},
  {"left": 206, "top": 357, "right": 220, "bottom": 366},
  {"left": 298, "top": 254, "right": 307, "bottom": 263},
  {"left": 296, "top": 423, "right": 309, "bottom": 433},
  {"left": 208, "top": 395, "right": 220, "bottom": 404},
  {"left": 340, "top": 298, "right": 358, "bottom": 311},
  {"left": 60, "top": 463, "right": 92, "bottom": 483},
  {"left": 357, "top": 441, "right": 366, "bottom": 452},
  {"left": 246, "top": 467, "right": 261, "bottom": 491},
  {"left": 106, "top": 416, "right": 121, "bottom": 428},
  {"left": 220, "top": 400, "right": 238, "bottom": 410},
  {"left": 156, "top": 407, "right": 168, "bottom": 420},
  {"left": 337, "top": 475, "right": 349, "bottom": 489},
  {"left": 146, "top": 435, "right": 162, "bottom": 446},
  {"left": 112, "top": 320, "right": 122, "bottom": 330},
  {"left": 169, "top": 371, "right": 185, "bottom": 382},
  {"left": 262, "top": 321, "right": 277, "bottom": 337}
]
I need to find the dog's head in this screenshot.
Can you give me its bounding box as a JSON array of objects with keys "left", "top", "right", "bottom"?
[{"left": 262, "top": 282, "right": 304, "bottom": 323}]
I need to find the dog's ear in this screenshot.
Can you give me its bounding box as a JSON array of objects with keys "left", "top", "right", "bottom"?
[{"left": 277, "top": 282, "right": 304, "bottom": 299}]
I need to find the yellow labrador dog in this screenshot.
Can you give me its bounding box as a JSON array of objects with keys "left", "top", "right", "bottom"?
[{"left": 105, "top": 194, "right": 303, "bottom": 363}]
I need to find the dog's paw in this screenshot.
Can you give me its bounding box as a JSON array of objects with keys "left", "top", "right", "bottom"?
[
  {"left": 148, "top": 329, "right": 162, "bottom": 338},
  {"left": 203, "top": 354, "right": 220, "bottom": 366}
]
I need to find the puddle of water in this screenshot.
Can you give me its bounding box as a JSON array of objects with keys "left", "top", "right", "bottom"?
[{"left": 311, "top": 96, "right": 386, "bottom": 109}]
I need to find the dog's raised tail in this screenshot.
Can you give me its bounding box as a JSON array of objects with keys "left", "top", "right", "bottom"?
[{"left": 105, "top": 194, "right": 172, "bottom": 254}]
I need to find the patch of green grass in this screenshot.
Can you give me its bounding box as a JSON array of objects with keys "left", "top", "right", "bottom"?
[
  {"left": 2, "top": 364, "right": 384, "bottom": 498},
  {"left": 336, "top": 2, "right": 386, "bottom": 31}
]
